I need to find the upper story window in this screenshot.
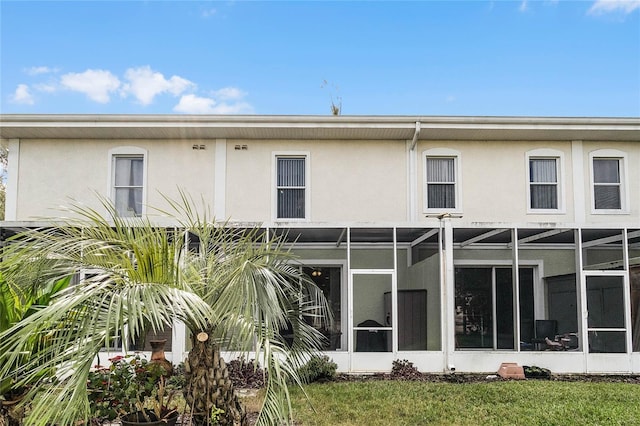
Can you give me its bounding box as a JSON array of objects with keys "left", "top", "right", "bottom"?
[
  {"left": 424, "top": 148, "right": 461, "bottom": 212},
  {"left": 275, "top": 154, "right": 309, "bottom": 220},
  {"left": 109, "top": 147, "right": 147, "bottom": 217},
  {"left": 529, "top": 158, "right": 558, "bottom": 209},
  {"left": 590, "top": 149, "right": 628, "bottom": 214},
  {"left": 526, "top": 149, "right": 565, "bottom": 214}
]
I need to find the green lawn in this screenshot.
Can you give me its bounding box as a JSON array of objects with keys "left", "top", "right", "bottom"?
[{"left": 289, "top": 380, "right": 640, "bottom": 425}]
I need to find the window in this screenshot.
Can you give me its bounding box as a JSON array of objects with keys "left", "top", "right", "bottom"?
[
  {"left": 529, "top": 158, "right": 558, "bottom": 209},
  {"left": 590, "top": 150, "right": 627, "bottom": 213},
  {"left": 526, "top": 149, "right": 564, "bottom": 213},
  {"left": 454, "top": 266, "right": 534, "bottom": 350},
  {"left": 275, "top": 155, "right": 307, "bottom": 219},
  {"left": 109, "top": 147, "right": 147, "bottom": 217},
  {"left": 593, "top": 158, "right": 622, "bottom": 210},
  {"left": 424, "top": 149, "right": 460, "bottom": 211}
]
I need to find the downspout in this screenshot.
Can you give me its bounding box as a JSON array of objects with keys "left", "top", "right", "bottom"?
[
  {"left": 408, "top": 122, "right": 421, "bottom": 222},
  {"left": 410, "top": 121, "right": 421, "bottom": 151}
]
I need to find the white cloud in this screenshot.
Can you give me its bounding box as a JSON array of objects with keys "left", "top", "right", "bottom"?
[
  {"left": 173, "top": 94, "right": 253, "bottom": 114},
  {"left": 10, "top": 84, "right": 34, "bottom": 105},
  {"left": 33, "top": 83, "right": 57, "bottom": 93},
  {"left": 25, "top": 66, "right": 57, "bottom": 76},
  {"left": 122, "top": 66, "right": 195, "bottom": 105},
  {"left": 174, "top": 94, "right": 217, "bottom": 113},
  {"left": 60, "top": 69, "right": 121, "bottom": 103},
  {"left": 588, "top": 0, "right": 640, "bottom": 14},
  {"left": 212, "top": 87, "right": 247, "bottom": 101}
]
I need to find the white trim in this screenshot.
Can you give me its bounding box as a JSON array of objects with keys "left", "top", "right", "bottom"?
[
  {"left": 571, "top": 141, "right": 586, "bottom": 224},
  {"left": 525, "top": 148, "right": 566, "bottom": 214},
  {"left": 407, "top": 140, "right": 418, "bottom": 222},
  {"left": 107, "top": 146, "right": 148, "bottom": 217},
  {"left": 589, "top": 149, "right": 629, "bottom": 215},
  {"left": 422, "top": 148, "right": 463, "bottom": 214},
  {"left": 5, "top": 139, "right": 19, "bottom": 220},
  {"left": 214, "top": 139, "right": 226, "bottom": 219},
  {"left": 272, "top": 151, "right": 311, "bottom": 222}
]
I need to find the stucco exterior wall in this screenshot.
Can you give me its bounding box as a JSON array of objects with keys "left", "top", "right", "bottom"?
[
  {"left": 14, "top": 139, "right": 216, "bottom": 220},
  {"left": 417, "top": 140, "right": 576, "bottom": 224},
  {"left": 225, "top": 139, "right": 407, "bottom": 223}
]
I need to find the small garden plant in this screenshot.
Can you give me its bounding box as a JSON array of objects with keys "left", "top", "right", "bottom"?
[
  {"left": 298, "top": 355, "right": 337, "bottom": 383},
  {"left": 86, "top": 354, "right": 170, "bottom": 423}
]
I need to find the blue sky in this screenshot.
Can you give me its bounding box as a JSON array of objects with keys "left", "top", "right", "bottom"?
[{"left": 1, "top": 0, "right": 639, "bottom": 117}]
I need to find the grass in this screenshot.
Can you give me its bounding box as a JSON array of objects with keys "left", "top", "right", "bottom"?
[{"left": 288, "top": 380, "right": 640, "bottom": 425}]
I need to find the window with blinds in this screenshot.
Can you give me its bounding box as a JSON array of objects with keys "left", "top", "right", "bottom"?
[
  {"left": 593, "top": 158, "right": 622, "bottom": 210},
  {"left": 529, "top": 158, "right": 558, "bottom": 209},
  {"left": 276, "top": 156, "right": 306, "bottom": 219},
  {"left": 425, "top": 157, "right": 456, "bottom": 209},
  {"left": 113, "top": 155, "right": 144, "bottom": 217}
]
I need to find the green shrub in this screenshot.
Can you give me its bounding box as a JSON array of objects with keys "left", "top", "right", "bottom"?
[
  {"left": 298, "top": 355, "right": 337, "bottom": 383},
  {"left": 87, "top": 354, "right": 167, "bottom": 422}
]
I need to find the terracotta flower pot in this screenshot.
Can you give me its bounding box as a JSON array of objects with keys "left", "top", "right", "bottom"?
[{"left": 149, "top": 339, "right": 173, "bottom": 376}]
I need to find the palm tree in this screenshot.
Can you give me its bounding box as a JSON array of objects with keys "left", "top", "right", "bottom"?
[{"left": 0, "top": 194, "right": 330, "bottom": 425}]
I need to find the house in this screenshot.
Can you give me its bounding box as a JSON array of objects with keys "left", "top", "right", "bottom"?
[{"left": 1, "top": 114, "right": 639, "bottom": 374}]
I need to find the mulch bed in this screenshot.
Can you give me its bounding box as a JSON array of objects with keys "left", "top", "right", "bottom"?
[{"left": 333, "top": 372, "right": 640, "bottom": 383}]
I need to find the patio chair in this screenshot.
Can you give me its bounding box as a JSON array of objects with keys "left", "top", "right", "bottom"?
[{"left": 531, "top": 320, "right": 558, "bottom": 350}]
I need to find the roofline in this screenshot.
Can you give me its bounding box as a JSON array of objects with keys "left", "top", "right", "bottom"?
[{"left": 1, "top": 114, "right": 639, "bottom": 141}]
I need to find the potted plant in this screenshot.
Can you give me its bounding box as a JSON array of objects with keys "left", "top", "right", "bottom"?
[
  {"left": 121, "top": 376, "right": 178, "bottom": 426},
  {"left": 87, "top": 354, "right": 179, "bottom": 425}
]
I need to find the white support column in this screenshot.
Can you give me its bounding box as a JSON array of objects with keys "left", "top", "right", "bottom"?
[
  {"left": 5, "top": 139, "right": 20, "bottom": 221},
  {"left": 407, "top": 140, "right": 418, "bottom": 222},
  {"left": 172, "top": 320, "right": 187, "bottom": 363},
  {"left": 576, "top": 229, "right": 588, "bottom": 366},
  {"left": 571, "top": 140, "right": 586, "bottom": 224},
  {"left": 442, "top": 218, "right": 455, "bottom": 371},
  {"left": 512, "top": 228, "right": 521, "bottom": 351},
  {"left": 623, "top": 228, "right": 633, "bottom": 355},
  {"left": 214, "top": 138, "right": 227, "bottom": 219}
]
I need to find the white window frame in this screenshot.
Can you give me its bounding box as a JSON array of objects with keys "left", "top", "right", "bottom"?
[
  {"left": 108, "top": 146, "right": 148, "bottom": 217},
  {"left": 272, "top": 151, "right": 310, "bottom": 222},
  {"left": 589, "top": 149, "right": 629, "bottom": 215},
  {"left": 423, "top": 148, "right": 462, "bottom": 214},
  {"left": 526, "top": 149, "right": 565, "bottom": 214}
]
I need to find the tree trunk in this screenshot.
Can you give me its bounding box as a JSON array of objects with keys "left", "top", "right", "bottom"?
[{"left": 185, "top": 331, "right": 247, "bottom": 426}]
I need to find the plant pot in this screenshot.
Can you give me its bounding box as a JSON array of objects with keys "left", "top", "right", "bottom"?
[
  {"left": 121, "top": 410, "right": 178, "bottom": 426},
  {"left": 149, "top": 339, "right": 173, "bottom": 376}
]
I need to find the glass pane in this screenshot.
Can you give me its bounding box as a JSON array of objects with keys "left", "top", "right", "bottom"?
[
  {"left": 530, "top": 185, "right": 558, "bottom": 209},
  {"left": 496, "top": 269, "right": 514, "bottom": 350},
  {"left": 353, "top": 274, "right": 392, "bottom": 352},
  {"left": 115, "top": 157, "right": 143, "bottom": 186},
  {"left": 594, "top": 186, "right": 621, "bottom": 209},
  {"left": 277, "top": 188, "right": 305, "bottom": 218},
  {"left": 582, "top": 229, "right": 624, "bottom": 270},
  {"left": 455, "top": 268, "right": 492, "bottom": 349},
  {"left": 115, "top": 188, "right": 142, "bottom": 216},
  {"left": 586, "top": 276, "right": 625, "bottom": 328},
  {"left": 303, "top": 267, "right": 342, "bottom": 351},
  {"left": 427, "top": 184, "right": 455, "bottom": 208},
  {"left": 588, "top": 331, "right": 626, "bottom": 353},
  {"left": 518, "top": 269, "right": 535, "bottom": 349},
  {"left": 530, "top": 159, "right": 557, "bottom": 183},
  {"left": 277, "top": 157, "right": 305, "bottom": 187},
  {"left": 593, "top": 159, "right": 620, "bottom": 183},
  {"left": 426, "top": 158, "right": 455, "bottom": 182}
]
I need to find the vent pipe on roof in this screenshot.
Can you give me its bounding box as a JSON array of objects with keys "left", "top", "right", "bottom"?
[{"left": 410, "top": 121, "right": 421, "bottom": 150}]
